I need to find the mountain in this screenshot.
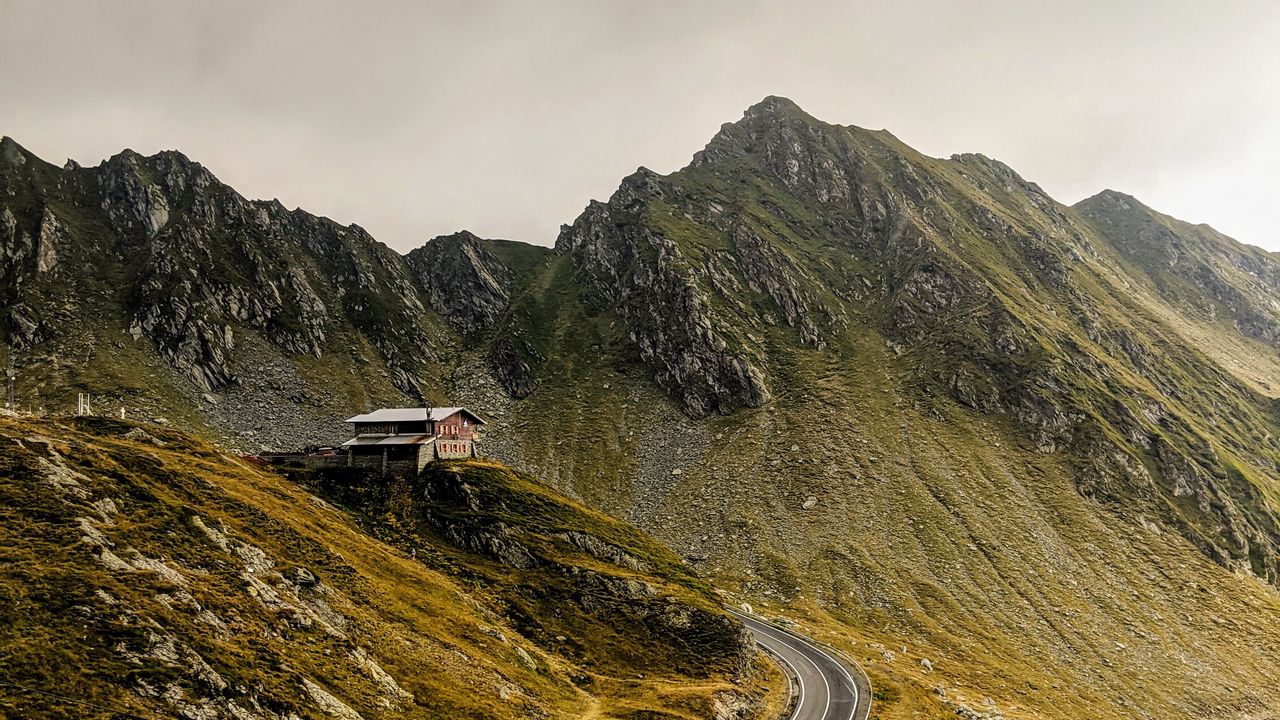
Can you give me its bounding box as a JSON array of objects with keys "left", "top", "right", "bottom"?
[
  {"left": 500, "top": 97, "right": 1280, "bottom": 718},
  {"left": 0, "top": 136, "right": 449, "bottom": 447},
  {"left": 0, "top": 414, "right": 776, "bottom": 719},
  {"left": 6, "top": 96, "right": 1280, "bottom": 719}
]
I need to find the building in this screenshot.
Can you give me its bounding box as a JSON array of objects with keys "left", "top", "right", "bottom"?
[{"left": 341, "top": 406, "right": 485, "bottom": 474}]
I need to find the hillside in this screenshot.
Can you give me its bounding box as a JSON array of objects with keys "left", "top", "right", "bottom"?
[
  {"left": 6, "top": 96, "right": 1280, "bottom": 719},
  {"left": 0, "top": 414, "right": 776, "bottom": 719}
]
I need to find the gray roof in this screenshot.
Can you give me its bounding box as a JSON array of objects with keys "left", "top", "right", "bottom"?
[
  {"left": 344, "top": 406, "right": 484, "bottom": 424},
  {"left": 340, "top": 434, "right": 434, "bottom": 447}
]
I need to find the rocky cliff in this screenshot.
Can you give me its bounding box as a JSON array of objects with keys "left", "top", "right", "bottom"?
[
  {"left": 406, "top": 230, "right": 515, "bottom": 334},
  {"left": 0, "top": 138, "right": 450, "bottom": 447}
]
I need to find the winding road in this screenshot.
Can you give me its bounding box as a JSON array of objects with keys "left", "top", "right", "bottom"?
[{"left": 729, "top": 611, "right": 871, "bottom": 720}]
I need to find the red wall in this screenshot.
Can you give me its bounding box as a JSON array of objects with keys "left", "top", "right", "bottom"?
[{"left": 433, "top": 411, "right": 477, "bottom": 440}]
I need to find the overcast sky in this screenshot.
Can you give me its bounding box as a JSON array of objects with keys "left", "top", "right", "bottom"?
[{"left": 3, "top": 0, "right": 1278, "bottom": 251}]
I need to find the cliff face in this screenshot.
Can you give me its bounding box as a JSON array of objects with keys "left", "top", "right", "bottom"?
[
  {"left": 406, "top": 230, "right": 514, "bottom": 334},
  {"left": 555, "top": 170, "right": 773, "bottom": 418},
  {"left": 0, "top": 138, "right": 450, "bottom": 446}
]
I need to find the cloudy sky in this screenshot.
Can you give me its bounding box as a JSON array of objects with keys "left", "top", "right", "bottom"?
[{"left": 3, "top": 0, "right": 1278, "bottom": 251}]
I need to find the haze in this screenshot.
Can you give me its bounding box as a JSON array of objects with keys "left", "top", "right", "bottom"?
[{"left": 3, "top": 0, "right": 1278, "bottom": 251}]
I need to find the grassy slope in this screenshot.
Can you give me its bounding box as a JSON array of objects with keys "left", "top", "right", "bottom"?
[
  {"left": 0, "top": 415, "right": 780, "bottom": 720},
  {"left": 479, "top": 316, "right": 1280, "bottom": 719}
]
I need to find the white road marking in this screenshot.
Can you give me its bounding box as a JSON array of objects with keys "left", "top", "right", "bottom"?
[
  {"left": 751, "top": 622, "right": 830, "bottom": 719},
  {"left": 734, "top": 612, "right": 864, "bottom": 720},
  {"left": 755, "top": 619, "right": 861, "bottom": 720},
  {"left": 759, "top": 634, "right": 807, "bottom": 719}
]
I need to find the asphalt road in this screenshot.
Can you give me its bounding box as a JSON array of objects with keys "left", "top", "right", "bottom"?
[{"left": 730, "top": 611, "right": 871, "bottom": 720}]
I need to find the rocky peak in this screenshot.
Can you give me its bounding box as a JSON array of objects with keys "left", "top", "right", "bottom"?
[
  {"left": 691, "top": 96, "right": 869, "bottom": 206},
  {"left": 405, "top": 230, "right": 513, "bottom": 333},
  {"left": 1076, "top": 189, "right": 1280, "bottom": 348},
  {"left": 0, "top": 136, "right": 32, "bottom": 168},
  {"left": 743, "top": 94, "right": 806, "bottom": 117},
  {"left": 691, "top": 96, "right": 819, "bottom": 168},
  {"left": 1073, "top": 190, "right": 1187, "bottom": 264},
  {"left": 1075, "top": 188, "right": 1141, "bottom": 214},
  {"left": 98, "top": 150, "right": 172, "bottom": 239}
]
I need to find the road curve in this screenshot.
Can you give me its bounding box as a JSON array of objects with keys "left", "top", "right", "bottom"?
[{"left": 729, "top": 610, "right": 871, "bottom": 720}]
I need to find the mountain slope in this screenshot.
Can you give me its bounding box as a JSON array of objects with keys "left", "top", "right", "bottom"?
[
  {"left": 1074, "top": 189, "right": 1280, "bottom": 396},
  {"left": 549, "top": 96, "right": 1280, "bottom": 582},
  {"left": 0, "top": 414, "right": 775, "bottom": 719}
]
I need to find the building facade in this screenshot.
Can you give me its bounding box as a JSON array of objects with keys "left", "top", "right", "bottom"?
[{"left": 341, "top": 406, "right": 484, "bottom": 474}]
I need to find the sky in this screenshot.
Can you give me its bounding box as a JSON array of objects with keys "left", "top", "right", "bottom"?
[{"left": 2, "top": 0, "right": 1279, "bottom": 252}]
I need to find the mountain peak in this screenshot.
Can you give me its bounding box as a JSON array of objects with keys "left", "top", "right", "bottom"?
[
  {"left": 406, "top": 229, "right": 514, "bottom": 337},
  {"left": 0, "top": 135, "right": 33, "bottom": 167},
  {"left": 689, "top": 97, "right": 827, "bottom": 171},
  {"left": 1082, "top": 188, "right": 1138, "bottom": 204},
  {"left": 1074, "top": 189, "right": 1147, "bottom": 216},
  {"left": 741, "top": 94, "right": 808, "bottom": 119},
  {"left": 431, "top": 229, "right": 483, "bottom": 245}
]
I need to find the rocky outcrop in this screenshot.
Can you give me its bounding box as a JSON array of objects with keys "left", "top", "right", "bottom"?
[
  {"left": 556, "top": 176, "right": 771, "bottom": 418},
  {"left": 405, "top": 230, "right": 513, "bottom": 333},
  {"left": 99, "top": 149, "right": 173, "bottom": 238},
  {"left": 0, "top": 140, "right": 437, "bottom": 399},
  {"left": 730, "top": 224, "right": 838, "bottom": 348},
  {"left": 34, "top": 207, "right": 64, "bottom": 273}
]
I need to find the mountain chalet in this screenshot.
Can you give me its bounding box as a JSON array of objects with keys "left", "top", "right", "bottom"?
[{"left": 342, "top": 406, "right": 485, "bottom": 474}]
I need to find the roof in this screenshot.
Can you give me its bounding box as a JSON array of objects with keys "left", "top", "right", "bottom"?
[
  {"left": 344, "top": 406, "right": 486, "bottom": 424},
  {"left": 340, "top": 434, "right": 435, "bottom": 447}
]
